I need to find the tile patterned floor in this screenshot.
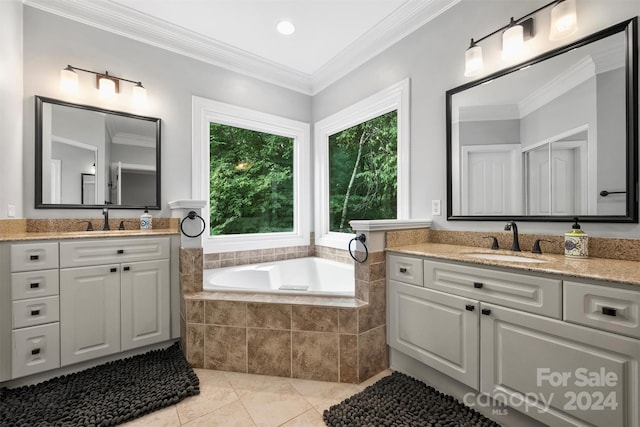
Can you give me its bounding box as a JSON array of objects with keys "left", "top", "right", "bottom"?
[{"left": 123, "top": 369, "right": 392, "bottom": 427}]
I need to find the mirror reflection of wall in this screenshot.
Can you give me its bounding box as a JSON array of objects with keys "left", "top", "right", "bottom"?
[
  {"left": 37, "top": 97, "right": 160, "bottom": 208},
  {"left": 448, "top": 23, "right": 632, "bottom": 220}
]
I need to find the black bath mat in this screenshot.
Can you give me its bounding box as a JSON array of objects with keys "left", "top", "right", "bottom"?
[
  {"left": 324, "top": 372, "right": 501, "bottom": 427},
  {"left": 0, "top": 343, "right": 199, "bottom": 426}
]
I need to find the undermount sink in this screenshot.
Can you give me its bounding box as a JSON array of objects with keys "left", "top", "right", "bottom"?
[{"left": 464, "top": 253, "right": 546, "bottom": 263}]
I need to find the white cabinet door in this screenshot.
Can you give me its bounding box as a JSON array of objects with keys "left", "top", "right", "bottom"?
[
  {"left": 480, "top": 303, "right": 640, "bottom": 427},
  {"left": 60, "top": 265, "right": 121, "bottom": 366},
  {"left": 388, "top": 280, "right": 479, "bottom": 389},
  {"left": 121, "top": 259, "right": 170, "bottom": 351}
]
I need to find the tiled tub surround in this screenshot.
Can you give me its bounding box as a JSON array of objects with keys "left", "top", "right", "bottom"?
[{"left": 180, "top": 246, "right": 388, "bottom": 384}]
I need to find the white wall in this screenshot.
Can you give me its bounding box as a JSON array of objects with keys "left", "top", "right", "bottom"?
[
  {"left": 0, "top": 0, "right": 23, "bottom": 219},
  {"left": 23, "top": 6, "right": 311, "bottom": 219},
  {"left": 312, "top": 0, "right": 640, "bottom": 238}
]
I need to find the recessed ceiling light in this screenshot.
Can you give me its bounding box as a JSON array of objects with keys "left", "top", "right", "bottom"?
[{"left": 277, "top": 20, "right": 295, "bottom": 35}]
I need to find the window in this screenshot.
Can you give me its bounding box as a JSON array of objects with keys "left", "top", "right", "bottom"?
[
  {"left": 314, "top": 79, "right": 410, "bottom": 249},
  {"left": 192, "top": 97, "right": 310, "bottom": 253}
]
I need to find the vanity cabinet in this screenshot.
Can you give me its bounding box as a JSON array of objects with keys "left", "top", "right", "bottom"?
[
  {"left": 59, "top": 238, "right": 170, "bottom": 366},
  {"left": 9, "top": 242, "right": 61, "bottom": 379},
  {"left": 387, "top": 253, "right": 640, "bottom": 427}
]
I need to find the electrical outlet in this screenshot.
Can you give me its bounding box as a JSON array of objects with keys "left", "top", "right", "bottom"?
[
  {"left": 7, "top": 204, "right": 16, "bottom": 218},
  {"left": 431, "top": 200, "right": 441, "bottom": 216}
]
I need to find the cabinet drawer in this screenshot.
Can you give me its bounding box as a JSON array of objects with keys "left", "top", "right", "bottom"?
[
  {"left": 424, "top": 260, "right": 562, "bottom": 318},
  {"left": 12, "top": 323, "right": 60, "bottom": 379},
  {"left": 564, "top": 281, "right": 640, "bottom": 339},
  {"left": 11, "top": 269, "right": 59, "bottom": 300},
  {"left": 388, "top": 254, "right": 424, "bottom": 286},
  {"left": 11, "top": 242, "right": 59, "bottom": 272},
  {"left": 60, "top": 237, "right": 170, "bottom": 268},
  {"left": 12, "top": 296, "right": 60, "bottom": 329}
]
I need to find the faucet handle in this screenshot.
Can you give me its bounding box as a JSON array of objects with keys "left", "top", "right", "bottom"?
[
  {"left": 483, "top": 236, "right": 500, "bottom": 250},
  {"left": 532, "top": 239, "right": 553, "bottom": 254},
  {"left": 79, "top": 220, "right": 93, "bottom": 231},
  {"left": 118, "top": 220, "right": 125, "bottom": 230}
]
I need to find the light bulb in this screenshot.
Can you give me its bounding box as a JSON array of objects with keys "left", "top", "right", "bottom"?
[
  {"left": 464, "top": 40, "right": 483, "bottom": 77},
  {"left": 60, "top": 66, "right": 79, "bottom": 93},
  {"left": 549, "top": 0, "right": 578, "bottom": 40},
  {"left": 132, "top": 82, "right": 147, "bottom": 105},
  {"left": 502, "top": 19, "right": 524, "bottom": 61},
  {"left": 98, "top": 77, "right": 116, "bottom": 98}
]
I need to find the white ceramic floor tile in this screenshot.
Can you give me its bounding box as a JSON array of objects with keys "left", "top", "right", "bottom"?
[
  {"left": 176, "top": 373, "right": 240, "bottom": 424},
  {"left": 120, "top": 405, "right": 181, "bottom": 427},
  {"left": 224, "top": 371, "right": 296, "bottom": 397},
  {"left": 279, "top": 408, "right": 327, "bottom": 427},
  {"left": 182, "top": 401, "right": 256, "bottom": 427},
  {"left": 289, "top": 378, "right": 362, "bottom": 411},
  {"left": 239, "top": 384, "right": 312, "bottom": 427}
]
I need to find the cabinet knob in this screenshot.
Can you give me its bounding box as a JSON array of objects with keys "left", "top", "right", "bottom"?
[
  {"left": 465, "top": 304, "right": 475, "bottom": 311},
  {"left": 602, "top": 307, "right": 617, "bottom": 317},
  {"left": 29, "top": 255, "right": 39, "bottom": 261},
  {"left": 110, "top": 267, "right": 117, "bottom": 273},
  {"left": 123, "top": 266, "right": 130, "bottom": 271},
  {"left": 30, "top": 309, "right": 40, "bottom": 316},
  {"left": 481, "top": 308, "right": 491, "bottom": 316},
  {"left": 474, "top": 282, "right": 484, "bottom": 289},
  {"left": 399, "top": 267, "right": 408, "bottom": 273},
  {"left": 30, "top": 282, "right": 40, "bottom": 289},
  {"left": 117, "top": 249, "right": 125, "bottom": 254},
  {"left": 31, "top": 348, "right": 41, "bottom": 355}
]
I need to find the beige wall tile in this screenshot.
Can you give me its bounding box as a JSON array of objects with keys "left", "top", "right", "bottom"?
[
  {"left": 292, "top": 306, "right": 338, "bottom": 332},
  {"left": 204, "top": 325, "right": 247, "bottom": 372},
  {"left": 186, "top": 323, "right": 205, "bottom": 368},
  {"left": 358, "top": 280, "right": 386, "bottom": 333},
  {"left": 292, "top": 332, "right": 339, "bottom": 382},
  {"left": 205, "top": 300, "right": 246, "bottom": 326},
  {"left": 247, "top": 329, "right": 291, "bottom": 377},
  {"left": 186, "top": 300, "right": 204, "bottom": 323},
  {"left": 247, "top": 303, "right": 291, "bottom": 329},
  {"left": 339, "top": 334, "right": 358, "bottom": 384},
  {"left": 358, "top": 326, "right": 388, "bottom": 381},
  {"left": 338, "top": 308, "right": 358, "bottom": 334}
]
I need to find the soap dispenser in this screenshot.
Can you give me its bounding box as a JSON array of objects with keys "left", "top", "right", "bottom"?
[
  {"left": 140, "top": 207, "right": 152, "bottom": 231},
  {"left": 564, "top": 217, "right": 588, "bottom": 258}
]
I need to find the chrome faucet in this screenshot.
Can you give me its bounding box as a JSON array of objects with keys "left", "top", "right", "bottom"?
[
  {"left": 504, "top": 221, "right": 521, "bottom": 252},
  {"left": 102, "top": 207, "right": 110, "bottom": 231}
]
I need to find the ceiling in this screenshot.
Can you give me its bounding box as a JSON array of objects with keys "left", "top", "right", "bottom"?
[{"left": 25, "top": 0, "right": 460, "bottom": 94}]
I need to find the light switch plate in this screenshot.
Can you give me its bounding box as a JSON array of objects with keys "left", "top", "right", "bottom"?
[
  {"left": 431, "top": 200, "right": 441, "bottom": 216},
  {"left": 7, "top": 204, "right": 15, "bottom": 218}
]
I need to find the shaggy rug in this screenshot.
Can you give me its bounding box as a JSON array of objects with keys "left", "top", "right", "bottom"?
[
  {"left": 323, "top": 372, "right": 500, "bottom": 427},
  {"left": 0, "top": 343, "right": 199, "bottom": 426}
]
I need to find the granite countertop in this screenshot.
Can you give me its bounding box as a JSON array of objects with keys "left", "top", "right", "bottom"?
[
  {"left": 0, "top": 228, "right": 179, "bottom": 242},
  {"left": 387, "top": 243, "right": 640, "bottom": 287}
]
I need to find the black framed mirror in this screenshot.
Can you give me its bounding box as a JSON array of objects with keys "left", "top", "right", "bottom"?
[
  {"left": 35, "top": 96, "right": 161, "bottom": 209},
  {"left": 446, "top": 18, "right": 638, "bottom": 222}
]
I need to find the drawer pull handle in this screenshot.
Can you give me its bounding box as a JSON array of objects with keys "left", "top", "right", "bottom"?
[
  {"left": 481, "top": 308, "right": 491, "bottom": 316},
  {"left": 30, "top": 282, "right": 40, "bottom": 289},
  {"left": 399, "top": 267, "right": 408, "bottom": 273},
  {"left": 30, "top": 309, "right": 40, "bottom": 316},
  {"left": 110, "top": 267, "right": 117, "bottom": 273},
  {"left": 31, "top": 348, "right": 41, "bottom": 355},
  {"left": 117, "top": 249, "right": 125, "bottom": 254},
  {"left": 602, "top": 307, "right": 617, "bottom": 317},
  {"left": 465, "top": 304, "right": 475, "bottom": 311},
  {"left": 30, "top": 255, "right": 39, "bottom": 261},
  {"left": 123, "top": 266, "right": 130, "bottom": 271},
  {"left": 474, "top": 282, "right": 484, "bottom": 289}
]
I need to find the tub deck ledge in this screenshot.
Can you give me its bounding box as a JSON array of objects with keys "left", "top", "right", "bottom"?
[{"left": 185, "top": 291, "right": 365, "bottom": 308}]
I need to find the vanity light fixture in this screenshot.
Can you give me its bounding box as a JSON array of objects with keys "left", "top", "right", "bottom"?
[
  {"left": 60, "top": 65, "right": 147, "bottom": 103},
  {"left": 463, "top": 0, "right": 578, "bottom": 77}
]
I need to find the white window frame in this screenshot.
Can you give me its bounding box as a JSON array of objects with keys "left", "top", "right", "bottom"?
[
  {"left": 192, "top": 96, "right": 310, "bottom": 253},
  {"left": 314, "top": 79, "right": 410, "bottom": 250}
]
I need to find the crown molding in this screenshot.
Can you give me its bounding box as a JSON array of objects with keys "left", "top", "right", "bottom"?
[
  {"left": 310, "top": 0, "right": 460, "bottom": 94},
  {"left": 519, "top": 56, "right": 595, "bottom": 118},
  {"left": 24, "top": 0, "right": 459, "bottom": 95}
]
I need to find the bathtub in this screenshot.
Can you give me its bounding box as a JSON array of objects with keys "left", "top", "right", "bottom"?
[{"left": 203, "top": 257, "right": 354, "bottom": 296}]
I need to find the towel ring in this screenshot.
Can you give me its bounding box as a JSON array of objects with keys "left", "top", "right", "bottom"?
[
  {"left": 348, "top": 233, "right": 369, "bottom": 264},
  {"left": 180, "top": 211, "right": 206, "bottom": 238}
]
